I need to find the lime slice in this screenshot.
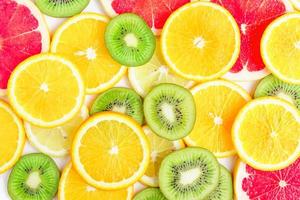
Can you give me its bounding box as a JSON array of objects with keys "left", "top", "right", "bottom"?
[{"left": 25, "top": 106, "right": 89, "bottom": 157}]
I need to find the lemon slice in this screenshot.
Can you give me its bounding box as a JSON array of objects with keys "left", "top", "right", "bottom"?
[
  {"left": 8, "top": 54, "right": 85, "bottom": 128},
  {"left": 72, "top": 112, "right": 150, "bottom": 190},
  {"left": 25, "top": 106, "right": 89, "bottom": 157},
  {"left": 161, "top": 1, "right": 240, "bottom": 81},
  {"left": 59, "top": 162, "right": 133, "bottom": 200},
  {"left": 184, "top": 80, "right": 251, "bottom": 157},
  {"left": 0, "top": 100, "right": 25, "bottom": 173},
  {"left": 261, "top": 13, "right": 300, "bottom": 84},
  {"left": 51, "top": 13, "right": 127, "bottom": 94},
  {"left": 233, "top": 97, "right": 300, "bottom": 171},
  {"left": 128, "top": 39, "right": 193, "bottom": 97},
  {"left": 140, "top": 126, "right": 185, "bottom": 187}
]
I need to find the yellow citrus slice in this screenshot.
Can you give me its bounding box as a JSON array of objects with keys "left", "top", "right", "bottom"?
[
  {"left": 161, "top": 1, "right": 240, "bottom": 81},
  {"left": 261, "top": 13, "right": 300, "bottom": 84},
  {"left": 25, "top": 106, "right": 89, "bottom": 157},
  {"left": 0, "top": 100, "right": 25, "bottom": 173},
  {"left": 51, "top": 13, "right": 127, "bottom": 94},
  {"left": 233, "top": 97, "right": 300, "bottom": 171},
  {"left": 140, "top": 126, "right": 185, "bottom": 187},
  {"left": 128, "top": 38, "right": 193, "bottom": 97},
  {"left": 184, "top": 80, "right": 251, "bottom": 157},
  {"left": 59, "top": 162, "right": 133, "bottom": 200},
  {"left": 8, "top": 54, "right": 85, "bottom": 128},
  {"left": 72, "top": 112, "right": 150, "bottom": 190}
]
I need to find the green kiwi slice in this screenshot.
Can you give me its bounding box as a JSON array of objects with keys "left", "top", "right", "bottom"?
[
  {"left": 8, "top": 153, "right": 60, "bottom": 200},
  {"left": 254, "top": 74, "right": 300, "bottom": 109},
  {"left": 105, "top": 13, "right": 156, "bottom": 67},
  {"left": 133, "top": 188, "right": 167, "bottom": 200},
  {"left": 143, "top": 83, "right": 196, "bottom": 140},
  {"left": 159, "top": 147, "right": 220, "bottom": 200},
  {"left": 35, "top": 0, "right": 90, "bottom": 18},
  {"left": 205, "top": 165, "right": 233, "bottom": 200},
  {"left": 90, "top": 87, "right": 144, "bottom": 124}
]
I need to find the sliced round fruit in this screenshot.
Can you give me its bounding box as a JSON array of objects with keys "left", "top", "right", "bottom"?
[
  {"left": 144, "top": 83, "right": 196, "bottom": 140},
  {"left": 105, "top": 13, "right": 156, "bottom": 67},
  {"left": 234, "top": 159, "right": 300, "bottom": 199},
  {"left": 8, "top": 53, "right": 85, "bottom": 128},
  {"left": 0, "top": 100, "right": 25, "bottom": 174},
  {"left": 128, "top": 38, "right": 194, "bottom": 97},
  {"left": 261, "top": 13, "right": 300, "bottom": 84},
  {"left": 59, "top": 162, "right": 133, "bottom": 200},
  {"left": 140, "top": 126, "right": 185, "bottom": 187},
  {"left": 233, "top": 97, "right": 300, "bottom": 171},
  {"left": 254, "top": 74, "right": 300, "bottom": 110},
  {"left": 205, "top": 165, "right": 233, "bottom": 200},
  {"left": 35, "top": 0, "right": 90, "bottom": 18},
  {"left": 72, "top": 112, "right": 150, "bottom": 190},
  {"left": 8, "top": 153, "right": 60, "bottom": 200},
  {"left": 90, "top": 87, "right": 144, "bottom": 125},
  {"left": 161, "top": 1, "right": 240, "bottom": 81},
  {"left": 25, "top": 106, "right": 89, "bottom": 157},
  {"left": 213, "top": 0, "right": 293, "bottom": 81},
  {"left": 51, "top": 13, "right": 126, "bottom": 94},
  {"left": 159, "top": 147, "right": 220, "bottom": 200},
  {"left": 290, "top": 0, "right": 300, "bottom": 10},
  {"left": 184, "top": 80, "right": 251, "bottom": 158},
  {"left": 0, "top": 0, "right": 49, "bottom": 94},
  {"left": 133, "top": 188, "right": 167, "bottom": 200},
  {"left": 100, "top": 0, "right": 191, "bottom": 35}
]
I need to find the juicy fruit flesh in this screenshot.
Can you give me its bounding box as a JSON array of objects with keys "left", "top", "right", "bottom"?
[
  {"left": 134, "top": 188, "right": 167, "bottom": 200},
  {"left": 0, "top": 0, "right": 44, "bottom": 89},
  {"left": 110, "top": 0, "right": 191, "bottom": 31},
  {"left": 212, "top": 0, "right": 288, "bottom": 73}
]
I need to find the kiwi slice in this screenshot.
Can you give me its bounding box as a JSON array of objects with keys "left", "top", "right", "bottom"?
[
  {"left": 159, "top": 147, "right": 220, "bottom": 200},
  {"left": 205, "top": 165, "right": 233, "bottom": 200},
  {"left": 134, "top": 188, "right": 167, "bottom": 200},
  {"left": 143, "top": 83, "right": 196, "bottom": 140},
  {"left": 8, "top": 153, "right": 60, "bottom": 200},
  {"left": 90, "top": 87, "right": 144, "bottom": 124},
  {"left": 105, "top": 13, "right": 156, "bottom": 67},
  {"left": 35, "top": 0, "right": 90, "bottom": 18},
  {"left": 254, "top": 74, "right": 300, "bottom": 109}
]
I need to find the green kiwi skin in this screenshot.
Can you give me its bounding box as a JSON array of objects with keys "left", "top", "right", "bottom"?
[
  {"left": 105, "top": 13, "right": 156, "bottom": 67},
  {"left": 144, "top": 83, "right": 196, "bottom": 141},
  {"left": 254, "top": 74, "right": 300, "bottom": 109},
  {"left": 90, "top": 87, "right": 144, "bottom": 125},
  {"left": 159, "top": 147, "right": 220, "bottom": 200},
  {"left": 134, "top": 188, "right": 167, "bottom": 200},
  {"left": 8, "top": 153, "right": 60, "bottom": 200},
  {"left": 205, "top": 165, "right": 233, "bottom": 200},
  {"left": 35, "top": 0, "right": 90, "bottom": 18}
]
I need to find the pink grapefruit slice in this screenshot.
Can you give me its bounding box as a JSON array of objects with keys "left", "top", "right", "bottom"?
[
  {"left": 211, "top": 0, "right": 293, "bottom": 81},
  {"left": 234, "top": 159, "right": 300, "bottom": 200},
  {"left": 99, "top": 0, "right": 191, "bottom": 35},
  {"left": 0, "top": 0, "right": 49, "bottom": 96}
]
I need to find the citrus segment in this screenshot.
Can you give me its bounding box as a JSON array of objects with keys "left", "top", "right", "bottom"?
[
  {"left": 51, "top": 13, "right": 126, "bottom": 94},
  {"left": 161, "top": 1, "right": 240, "bottom": 81},
  {"left": 233, "top": 97, "right": 300, "bottom": 171},
  {"left": 184, "top": 80, "right": 251, "bottom": 157},
  {"left": 0, "top": 0, "right": 49, "bottom": 93},
  {"left": 0, "top": 100, "right": 25, "bottom": 173},
  {"left": 261, "top": 13, "right": 300, "bottom": 84},
  {"left": 72, "top": 112, "right": 150, "bottom": 189},
  {"left": 8, "top": 54, "right": 85, "bottom": 128},
  {"left": 59, "top": 163, "right": 133, "bottom": 200},
  {"left": 140, "top": 126, "right": 185, "bottom": 187},
  {"left": 25, "top": 106, "right": 89, "bottom": 157}
]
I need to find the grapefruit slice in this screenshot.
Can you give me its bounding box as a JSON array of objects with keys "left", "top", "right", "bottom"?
[
  {"left": 0, "top": 0, "right": 49, "bottom": 96},
  {"left": 234, "top": 159, "right": 300, "bottom": 199},
  {"left": 211, "top": 0, "right": 293, "bottom": 81},
  {"left": 99, "top": 0, "right": 191, "bottom": 35}
]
